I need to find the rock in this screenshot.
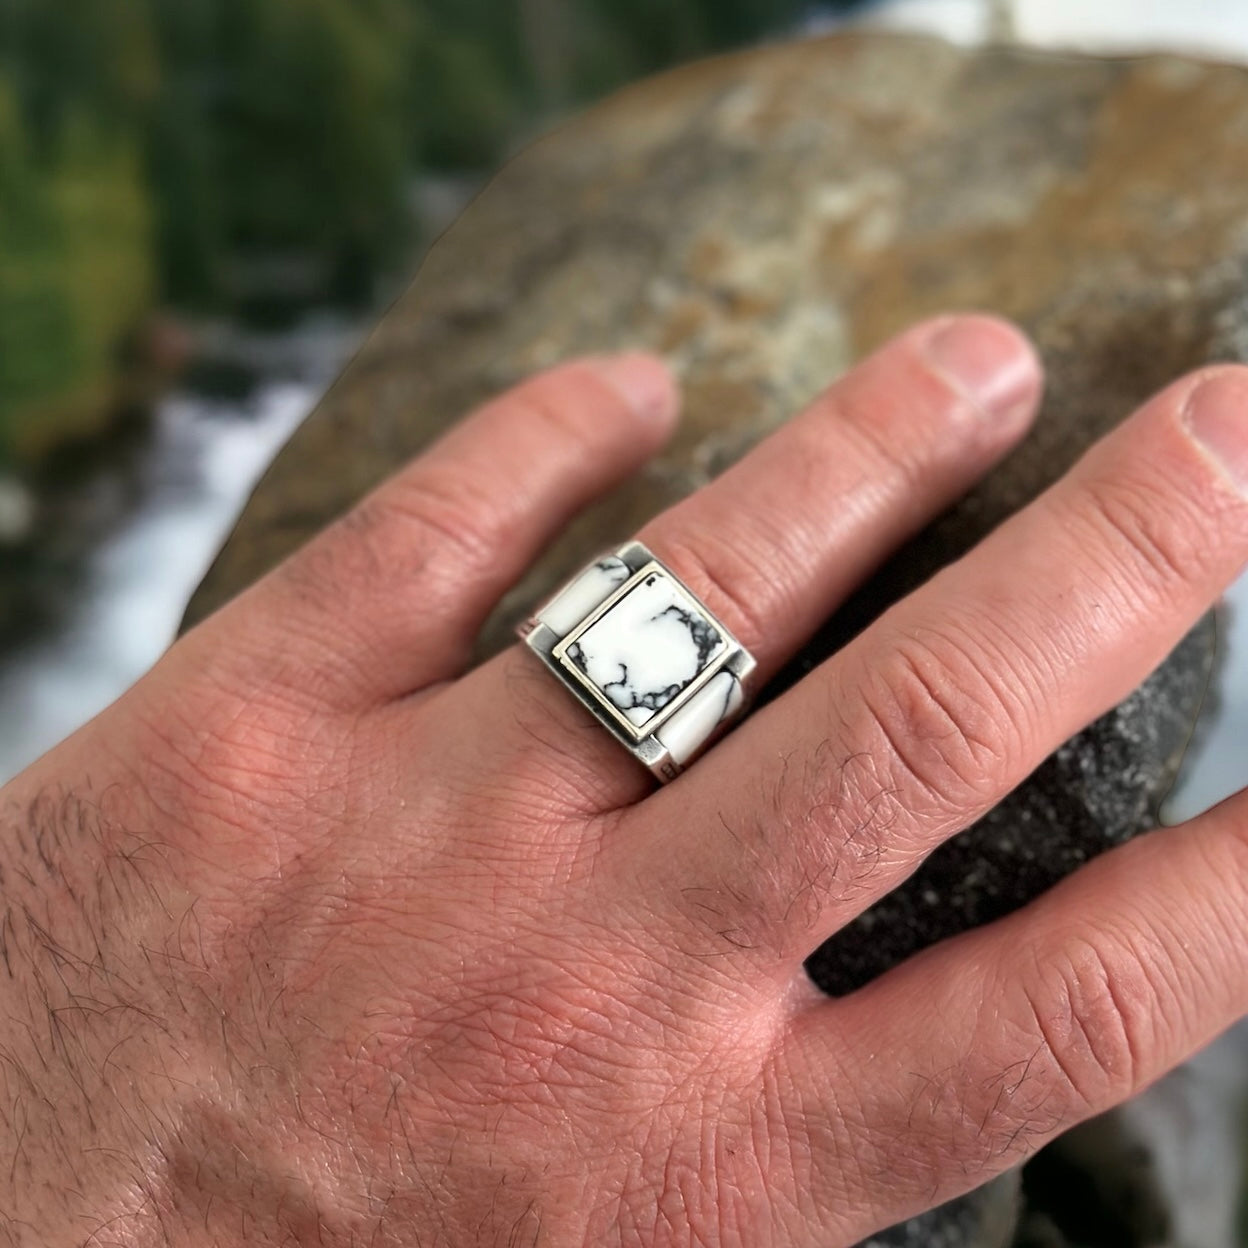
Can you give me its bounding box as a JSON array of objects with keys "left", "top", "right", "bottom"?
[
  {"left": 184, "top": 31, "right": 1248, "bottom": 1246},
  {"left": 1020, "top": 1021, "right": 1248, "bottom": 1248},
  {"left": 861, "top": 1174, "right": 1021, "bottom": 1248}
]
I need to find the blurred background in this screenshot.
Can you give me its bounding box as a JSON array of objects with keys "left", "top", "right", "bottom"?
[{"left": 1, "top": 0, "right": 1247, "bottom": 812}]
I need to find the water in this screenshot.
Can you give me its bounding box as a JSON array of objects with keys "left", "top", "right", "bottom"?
[
  {"left": 816, "top": 0, "right": 1248, "bottom": 59},
  {"left": 0, "top": 331, "right": 354, "bottom": 783}
]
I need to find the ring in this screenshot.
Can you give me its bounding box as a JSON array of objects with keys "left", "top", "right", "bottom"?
[{"left": 517, "top": 541, "right": 757, "bottom": 782}]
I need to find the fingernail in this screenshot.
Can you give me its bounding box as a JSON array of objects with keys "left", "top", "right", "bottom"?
[
  {"left": 923, "top": 317, "right": 1040, "bottom": 421},
  {"left": 591, "top": 352, "right": 679, "bottom": 425},
  {"left": 1183, "top": 370, "right": 1248, "bottom": 495}
]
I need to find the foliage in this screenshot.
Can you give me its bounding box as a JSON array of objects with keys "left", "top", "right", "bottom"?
[
  {"left": 0, "top": 87, "right": 154, "bottom": 463},
  {"left": 0, "top": 0, "right": 838, "bottom": 464},
  {"left": 150, "top": 0, "right": 414, "bottom": 308}
]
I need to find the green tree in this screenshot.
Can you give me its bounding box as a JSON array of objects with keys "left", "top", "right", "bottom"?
[
  {"left": 150, "top": 0, "right": 413, "bottom": 310},
  {"left": 0, "top": 0, "right": 851, "bottom": 463},
  {"left": 0, "top": 82, "right": 153, "bottom": 464},
  {"left": 0, "top": 0, "right": 158, "bottom": 463}
]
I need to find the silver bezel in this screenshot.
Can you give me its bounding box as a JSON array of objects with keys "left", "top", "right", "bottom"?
[{"left": 517, "top": 541, "right": 756, "bottom": 781}]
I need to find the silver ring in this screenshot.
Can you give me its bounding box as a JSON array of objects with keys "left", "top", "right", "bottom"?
[{"left": 517, "top": 541, "right": 757, "bottom": 782}]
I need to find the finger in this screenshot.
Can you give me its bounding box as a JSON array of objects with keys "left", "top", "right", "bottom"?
[
  {"left": 469, "top": 315, "right": 1042, "bottom": 812},
  {"left": 209, "top": 353, "right": 679, "bottom": 707},
  {"left": 772, "top": 786, "right": 1248, "bottom": 1239},
  {"left": 635, "top": 314, "right": 1040, "bottom": 680},
  {"left": 629, "top": 366, "right": 1248, "bottom": 971}
]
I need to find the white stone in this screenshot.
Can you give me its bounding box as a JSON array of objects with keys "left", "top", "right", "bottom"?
[
  {"left": 562, "top": 569, "right": 726, "bottom": 731},
  {"left": 538, "top": 556, "right": 631, "bottom": 635},
  {"left": 655, "top": 670, "right": 744, "bottom": 765}
]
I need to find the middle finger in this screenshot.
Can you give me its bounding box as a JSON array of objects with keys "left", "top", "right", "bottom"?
[{"left": 630, "top": 365, "right": 1248, "bottom": 976}]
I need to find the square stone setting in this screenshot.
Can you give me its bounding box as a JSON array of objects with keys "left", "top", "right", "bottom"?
[{"left": 554, "top": 565, "right": 728, "bottom": 737}]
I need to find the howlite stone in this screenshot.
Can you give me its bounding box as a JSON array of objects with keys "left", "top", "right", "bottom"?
[
  {"left": 563, "top": 569, "right": 725, "bottom": 728},
  {"left": 185, "top": 32, "right": 1244, "bottom": 1247}
]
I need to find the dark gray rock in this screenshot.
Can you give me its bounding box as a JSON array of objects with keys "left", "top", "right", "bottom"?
[
  {"left": 1019, "top": 1021, "right": 1248, "bottom": 1248},
  {"left": 861, "top": 1174, "right": 1021, "bottom": 1248}
]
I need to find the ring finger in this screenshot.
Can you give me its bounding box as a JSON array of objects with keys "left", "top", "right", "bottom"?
[{"left": 453, "top": 314, "right": 1043, "bottom": 813}]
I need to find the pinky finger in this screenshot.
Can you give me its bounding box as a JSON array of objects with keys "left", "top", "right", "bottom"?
[{"left": 773, "top": 788, "right": 1248, "bottom": 1239}]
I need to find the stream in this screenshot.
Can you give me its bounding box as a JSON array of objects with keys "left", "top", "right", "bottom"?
[{"left": 0, "top": 320, "right": 359, "bottom": 783}]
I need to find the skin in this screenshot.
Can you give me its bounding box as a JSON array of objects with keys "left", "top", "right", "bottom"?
[{"left": 2, "top": 313, "right": 1248, "bottom": 1246}]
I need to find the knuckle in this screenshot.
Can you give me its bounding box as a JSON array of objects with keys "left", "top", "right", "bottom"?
[
  {"left": 363, "top": 465, "right": 500, "bottom": 573},
  {"left": 1073, "top": 471, "right": 1207, "bottom": 604},
  {"left": 480, "top": 361, "right": 627, "bottom": 471},
  {"left": 1012, "top": 930, "right": 1151, "bottom": 1114},
  {"left": 285, "top": 468, "right": 495, "bottom": 608},
  {"left": 858, "top": 623, "right": 1028, "bottom": 814},
  {"left": 508, "top": 366, "right": 602, "bottom": 442},
  {"left": 867, "top": 932, "right": 1158, "bottom": 1191},
  {"left": 831, "top": 387, "right": 931, "bottom": 493}
]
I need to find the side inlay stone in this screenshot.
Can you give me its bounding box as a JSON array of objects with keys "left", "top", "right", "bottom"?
[
  {"left": 537, "top": 557, "right": 631, "bottom": 635},
  {"left": 655, "top": 670, "right": 744, "bottom": 765},
  {"left": 561, "top": 569, "right": 725, "bottom": 730}
]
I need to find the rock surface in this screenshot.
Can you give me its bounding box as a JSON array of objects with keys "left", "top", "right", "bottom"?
[
  {"left": 863, "top": 1174, "right": 1021, "bottom": 1248},
  {"left": 185, "top": 31, "right": 1248, "bottom": 1247},
  {"left": 1017, "top": 1021, "right": 1248, "bottom": 1248}
]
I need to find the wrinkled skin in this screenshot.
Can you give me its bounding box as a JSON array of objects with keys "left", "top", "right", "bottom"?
[{"left": 4, "top": 316, "right": 1248, "bottom": 1247}]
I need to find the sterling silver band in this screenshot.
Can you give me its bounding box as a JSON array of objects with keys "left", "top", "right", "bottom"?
[{"left": 517, "top": 541, "right": 757, "bottom": 782}]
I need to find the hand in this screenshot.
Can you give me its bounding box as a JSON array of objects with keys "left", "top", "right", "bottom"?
[{"left": 3, "top": 314, "right": 1248, "bottom": 1247}]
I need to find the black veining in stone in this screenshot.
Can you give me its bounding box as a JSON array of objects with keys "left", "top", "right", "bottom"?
[
  {"left": 566, "top": 641, "right": 591, "bottom": 676},
  {"left": 566, "top": 574, "right": 725, "bottom": 720}
]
